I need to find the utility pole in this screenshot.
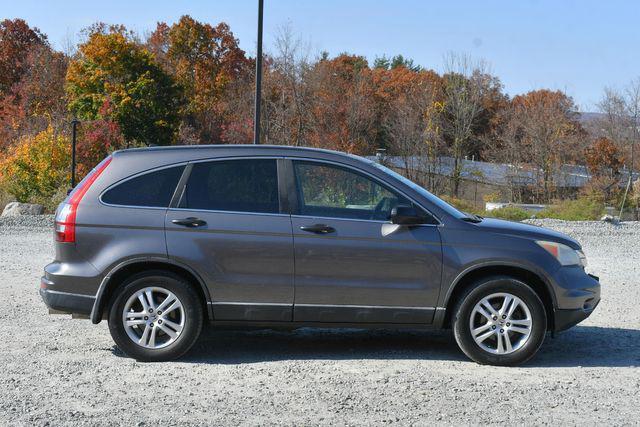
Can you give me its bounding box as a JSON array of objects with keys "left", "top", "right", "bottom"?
[
  {"left": 71, "top": 118, "right": 79, "bottom": 188},
  {"left": 619, "top": 123, "right": 637, "bottom": 220},
  {"left": 253, "top": 0, "right": 264, "bottom": 145}
]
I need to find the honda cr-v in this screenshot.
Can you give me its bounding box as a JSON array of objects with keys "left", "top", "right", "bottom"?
[{"left": 40, "top": 145, "right": 600, "bottom": 366}]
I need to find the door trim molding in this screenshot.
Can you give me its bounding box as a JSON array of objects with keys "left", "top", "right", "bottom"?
[
  {"left": 209, "top": 302, "right": 444, "bottom": 311},
  {"left": 208, "top": 302, "right": 291, "bottom": 307},
  {"left": 210, "top": 302, "right": 293, "bottom": 322},
  {"left": 293, "top": 303, "right": 440, "bottom": 324},
  {"left": 295, "top": 303, "right": 439, "bottom": 311}
]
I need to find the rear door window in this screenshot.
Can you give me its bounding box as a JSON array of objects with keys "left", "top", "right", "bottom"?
[
  {"left": 181, "top": 159, "right": 279, "bottom": 214},
  {"left": 101, "top": 165, "right": 185, "bottom": 208}
]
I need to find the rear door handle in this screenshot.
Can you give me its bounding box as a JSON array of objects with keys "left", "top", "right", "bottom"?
[
  {"left": 172, "top": 217, "right": 207, "bottom": 228},
  {"left": 300, "top": 224, "right": 335, "bottom": 234}
]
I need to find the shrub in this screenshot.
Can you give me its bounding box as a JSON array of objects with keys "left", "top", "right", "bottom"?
[
  {"left": 0, "top": 124, "right": 70, "bottom": 210},
  {"left": 76, "top": 117, "right": 125, "bottom": 178},
  {"left": 537, "top": 196, "right": 605, "bottom": 221},
  {"left": 0, "top": 187, "right": 14, "bottom": 212},
  {"left": 483, "top": 206, "right": 531, "bottom": 221},
  {"left": 440, "top": 195, "right": 531, "bottom": 221},
  {"left": 439, "top": 195, "right": 483, "bottom": 215},
  {"left": 483, "top": 191, "right": 502, "bottom": 203}
]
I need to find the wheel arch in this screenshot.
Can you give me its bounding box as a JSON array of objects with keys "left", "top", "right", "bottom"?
[
  {"left": 90, "top": 258, "right": 212, "bottom": 324},
  {"left": 441, "top": 264, "right": 556, "bottom": 331}
]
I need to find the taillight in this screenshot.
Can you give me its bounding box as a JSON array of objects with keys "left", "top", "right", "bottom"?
[{"left": 55, "top": 156, "right": 112, "bottom": 243}]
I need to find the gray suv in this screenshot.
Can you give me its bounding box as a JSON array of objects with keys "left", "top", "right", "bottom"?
[{"left": 40, "top": 145, "right": 600, "bottom": 365}]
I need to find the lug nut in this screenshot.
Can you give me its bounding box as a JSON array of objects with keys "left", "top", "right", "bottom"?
[
  {"left": 144, "top": 316, "right": 148, "bottom": 320},
  {"left": 149, "top": 308, "right": 153, "bottom": 313},
  {"left": 492, "top": 325, "right": 496, "bottom": 330},
  {"left": 500, "top": 329, "right": 504, "bottom": 333},
  {"left": 492, "top": 316, "right": 498, "bottom": 321},
  {"left": 502, "top": 315, "right": 507, "bottom": 319},
  {"left": 158, "top": 319, "right": 163, "bottom": 324},
  {"left": 506, "top": 323, "right": 511, "bottom": 327},
  {"left": 157, "top": 311, "right": 162, "bottom": 315}
]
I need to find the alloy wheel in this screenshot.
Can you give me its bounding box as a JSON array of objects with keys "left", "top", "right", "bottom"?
[
  {"left": 122, "top": 286, "right": 185, "bottom": 349},
  {"left": 469, "top": 292, "right": 533, "bottom": 355}
]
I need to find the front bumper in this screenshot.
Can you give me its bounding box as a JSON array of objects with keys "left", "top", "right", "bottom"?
[
  {"left": 552, "top": 272, "right": 600, "bottom": 331},
  {"left": 554, "top": 298, "right": 600, "bottom": 331}
]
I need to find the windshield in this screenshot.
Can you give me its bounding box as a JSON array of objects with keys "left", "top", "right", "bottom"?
[{"left": 367, "top": 160, "right": 467, "bottom": 219}]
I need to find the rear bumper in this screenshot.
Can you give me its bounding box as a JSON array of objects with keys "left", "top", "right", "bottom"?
[
  {"left": 39, "top": 280, "right": 95, "bottom": 315},
  {"left": 40, "top": 262, "right": 99, "bottom": 315}
]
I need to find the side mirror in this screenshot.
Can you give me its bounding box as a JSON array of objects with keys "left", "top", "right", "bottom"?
[{"left": 390, "top": 205, "right": 426, "bottom": 225}]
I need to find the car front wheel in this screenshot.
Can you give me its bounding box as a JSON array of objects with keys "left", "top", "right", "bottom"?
[
  {"left": 452, "top": 276, "right": 547, "bottom": 366},
  {"left": 108, "top": 271, "right": 203, "bottom": 362}
]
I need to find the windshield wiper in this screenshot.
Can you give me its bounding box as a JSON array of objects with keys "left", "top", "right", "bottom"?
[{"left": 460, "top": 213, "right": 483, "bottom": 223}]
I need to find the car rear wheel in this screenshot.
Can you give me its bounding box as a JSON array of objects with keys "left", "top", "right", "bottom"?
[
  {"left": 108, "top": 271, "right": 203, "bottom": 362},
  {"left": 452, "top": 276, "right": 547, "bottom": 366}
]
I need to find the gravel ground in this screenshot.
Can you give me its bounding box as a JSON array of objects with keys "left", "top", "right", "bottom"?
[{"left": 1, "top": 217, "right": 639, "bottom": 426}]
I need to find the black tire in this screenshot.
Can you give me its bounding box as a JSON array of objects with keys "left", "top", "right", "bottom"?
[
  {"left": 452, "top": 276, "right": 547, "bottom": 366},
  {"left": 108, "top": 270, "right": 204, "bottom": 362}
]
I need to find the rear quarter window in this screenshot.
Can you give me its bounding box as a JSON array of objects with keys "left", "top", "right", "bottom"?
[{"left": 101, "top": 165, "right": 185, "bottom": 208}]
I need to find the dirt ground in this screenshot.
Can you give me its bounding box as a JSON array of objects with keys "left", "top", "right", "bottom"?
[{"left": 1, "top": 218, "right": 639, "bottom": 426}]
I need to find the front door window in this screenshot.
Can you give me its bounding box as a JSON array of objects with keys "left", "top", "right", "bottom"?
[{"left": 293, "top": 161, "right": 412, "bottom": 221}]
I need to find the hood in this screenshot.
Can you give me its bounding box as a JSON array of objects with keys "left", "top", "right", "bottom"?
[{"left": 472, "top": 218, "right": 581, "bottom": 249}]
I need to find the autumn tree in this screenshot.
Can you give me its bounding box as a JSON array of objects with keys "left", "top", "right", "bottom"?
[
  {"left": 484, "top": 106, "right": 528, "bottom": 201},
  {"left": 306, "top": 54, "right": 377, "bottom": 154},
  {"left": 0, "top": 123, "right": 70, "bottom": 208},
  {"left": 0, "top": 45, "right": 68, "bottom": 142},
  {"left": 147, "top": 16, "right": 251, "bottom": 143},
  {"left": 259, "top": 25, "right": 314, "bottom": 146},
  {"left": 582, "top": 136, "right": 624, "bottom": 200},
  {"left": 0, "top": 20, "right": 63, "bottom": 149},
  {"left": 598, "top": 79, "right": 640, "bottom": 174},
  {"left": 585, "top": 137, "right": 624, "bottom": 176},
  {"left": 510, "top": 89, "right": 582, "bottom": 200},
  {"left": 377, "top": 67, "right": 444, "bottom": 190},
  {"left": 440, "top": 55, "right": 488, "bottom": 195},
  {"left": 72, "top": 101, "right": 126, "bottom": 177},
  {"left": 66, "top": 25, "right": 183, "bottom": 146},
  {"left": 218, "top": 72, "right": 255, "bottom": 144},
  {"left": 0, "top": 19, "right": 47, "bottom": 95}
]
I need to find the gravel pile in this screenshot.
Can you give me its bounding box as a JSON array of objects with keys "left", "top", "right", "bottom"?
[
  {"left": 0, "top": 218, "right": 638, "bottom": 425},
  {"left": 0, "top": 214, "right": 54, "bottom": 233}
]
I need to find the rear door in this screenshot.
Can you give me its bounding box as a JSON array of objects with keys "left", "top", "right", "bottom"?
[
  {"left": 289, "top": 159, "right": 442, "bottom": 324},
  {"left": 165, "top": 158, "right": 294, "bottom": 321}
]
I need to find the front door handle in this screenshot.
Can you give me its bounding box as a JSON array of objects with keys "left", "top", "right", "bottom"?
[
  {"left": 300, "top": 224, "right": 335, "bottom": 234},
  {"left": 172, "top": 217, "right": 207, "bottom": 228}
]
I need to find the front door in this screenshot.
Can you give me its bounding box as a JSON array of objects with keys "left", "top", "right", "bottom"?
[
  {"left": 289, "top": 160, "right": 442, "bottom": 324},
  {"left": 165, "top": 158, "right": 294, "bottom": 321}
]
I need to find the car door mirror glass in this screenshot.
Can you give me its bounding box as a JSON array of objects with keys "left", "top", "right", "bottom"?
[{"left": 390, "top": 205, "right": 426, "bottom": 225}]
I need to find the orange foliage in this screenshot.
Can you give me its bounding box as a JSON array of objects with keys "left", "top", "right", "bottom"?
[
  {"left": 585, "top": 137, "right": 624, "bottom": 176},
  {"left": 148, "top": 16, "right": 251, "bottom": 143},
  {"left": 307, "top": 54, "right": 376, "bottom": 154},
  {"left": 0, "top": 19, "right": 47, "bottom": 94}
]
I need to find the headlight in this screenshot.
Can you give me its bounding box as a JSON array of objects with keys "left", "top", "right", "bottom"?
[{"left": 536, "top": 241, "right": 587, "bottom": 267}]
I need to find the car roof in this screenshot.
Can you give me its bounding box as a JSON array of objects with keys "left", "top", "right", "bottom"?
[
  {"left": 111, "top": 144, "right": 376, "bottom": 167},
  {"left": 114, "top": 144, "right": 348, "bottom": 157}
]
